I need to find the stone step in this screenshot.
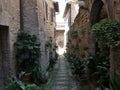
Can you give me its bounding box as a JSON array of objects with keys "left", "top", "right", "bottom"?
[
  {"left": 53, "top": 86, "right": 68, "bottom": 90},
  {"left": 55, "top": 78, "right": 69, "bottom": 82},
  {"left": 55, "top": 81, "right": 69, "bottom": 86},
  {"left": 57, "top": 72, "right": 68, "bottom": 74},
  {"left": 56, "top": 75, "right": 68, "bottom": 78},
  {"left": 58, "top": 70, "right": 67, "bottom": 71}
]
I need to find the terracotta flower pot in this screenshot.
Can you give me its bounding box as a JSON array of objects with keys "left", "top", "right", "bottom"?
[{"left": 20, "top": 73, "right": 31, "bottom": 83}]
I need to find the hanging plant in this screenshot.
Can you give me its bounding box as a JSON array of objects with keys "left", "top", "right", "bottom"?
[{"left": 91, "top": 19, "right": 120, "bottom": 47}]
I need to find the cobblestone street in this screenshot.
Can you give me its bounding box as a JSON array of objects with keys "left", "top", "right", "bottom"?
[
  {"left": 0, "top": 0, "right": 120, "bottom": 89},
  {"left": 45, "top": 55, "right": 79, "bottom": 90}
]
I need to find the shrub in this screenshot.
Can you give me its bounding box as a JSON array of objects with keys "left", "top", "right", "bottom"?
[
  {"left": 111, "top": 73, "right": 120, "bottom": 90},
  {"left": 91, "top": 19, "right": 120, "bottom": 47},
  {"left": 5, "top": 77, "right": 44, "bottom": 90},
  {"left": 15, "top": 30, "right": 41, "bottom": 73},
  {"left": 64, "top": 53, "right": 84, "bottom": 77},
  {"left": 30, "top": 62, "right": 47, "bottom": 85},
  {"left": 84, "top": 55, "right": 110, "bottom": 89}
]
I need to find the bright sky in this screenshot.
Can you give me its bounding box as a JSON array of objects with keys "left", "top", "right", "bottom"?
[{"left": 55, "top": 0, "right": 66, "bottom": 24}]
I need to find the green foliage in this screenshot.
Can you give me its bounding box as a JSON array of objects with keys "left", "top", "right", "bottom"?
[
  {"left": 81, "top": 85, "right": 91, "bottom": 90},
  {"left": 111, "top": 73, "right": 120, "bottom": 90},
  {"left": 84, "top": 55, "right": 110, "bottom": 89},
  {"left": 15, "top": 30, "right": 41, "bottom": 73},
  {"left": 30, "top": 62, "right": 47, "bottom": 85},
  {"left": 91, "top": 18, "right": 120, "bottom": 47},
  {"left": 49, "top": 56, "right": 57, "bottom": 70},
  {"left": 0, "top": 87, "right": 4, "bottom": 90},
  {"left": 5, "top": 77, "right": 44, "bottom": 90},
  {"left": 64, "top": 53, "right": 84, "bottom": 76},
  {"left": 69, "top": 28, "right": 78, "bottom": 39},
  {"left": 45, "top": 40, "right": 52, "bottom": 48}
]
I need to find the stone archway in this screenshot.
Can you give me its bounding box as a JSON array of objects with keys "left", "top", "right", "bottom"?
[
  {"left": 89, "top": 1, "right": 109, "bottom": 89},
  {"left": 89, "top": 0, "right": 108, "bottom": 54},
  {"left": 90, "top": 0, "right": 103, "bottom": 25}
]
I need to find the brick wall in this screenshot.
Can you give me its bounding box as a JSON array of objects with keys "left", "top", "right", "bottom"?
[{"left": 68, "top": 8, "right": 89, "bottom": 58}]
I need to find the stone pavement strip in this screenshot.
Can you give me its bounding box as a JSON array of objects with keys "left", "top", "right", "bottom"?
[{"left": 45, "top": 55, "right": 80, "bottom": 90}]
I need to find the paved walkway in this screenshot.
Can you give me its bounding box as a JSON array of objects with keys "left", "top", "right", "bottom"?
[{"left": 45, "top": 55, "right": 79, "bottom": 90}]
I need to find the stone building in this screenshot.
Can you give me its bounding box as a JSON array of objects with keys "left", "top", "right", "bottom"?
[
  {"left": 63, "top": 1, "right": 79, "bottom": 50},
  {"left": 0, "top": 0, "right": 58, "bottom": 86},
  {"left": 20, "top": 0, "right": 59, "bottom": 75},
  {"left": 65, "top": 0, "right": 120, "bottom": 89},
  {"left": 56, "top": 23, "right": 65, "bottom": 48},
  {"left": 0, "top": 0, "right": 20, "bottom": 85},
  {"left": 55, "top": 23, "right": 65, "bottom": 54}
]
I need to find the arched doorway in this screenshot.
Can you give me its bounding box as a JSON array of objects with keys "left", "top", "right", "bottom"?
[
  {"left": 89, "top": 0, "right": 110, "bottom": 89},
  {"left": 90, "top": 0, "right": 108, "bottom": 25},
  {"left": 90, "top": 0, "right": 108, "bottom": 54}
]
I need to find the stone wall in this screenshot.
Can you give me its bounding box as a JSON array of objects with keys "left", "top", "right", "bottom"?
[
  {"left": 68, "top": 7, "right": 89, "bottom": 58},
  {"left": 21, "top": 0, "right": 57, "bottom": 71},
  {"left": 56, "top": 30, "right": 65, "bottom": 48},
  {"left": 67, "top": 0, "right": 120, "bottom": 89},
  {"left": 114, "top": 0, "right": 120, "bottom": 21},
  {"left": 0, "top": 0, "right": 20, "bottom": 84}
]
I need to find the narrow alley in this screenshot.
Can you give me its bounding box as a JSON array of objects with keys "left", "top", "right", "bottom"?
[
  {"left": 0, "top": 0, "right": 120, "bottom": 90},
  {"left": 45, "top": 55, "right": 79, "bottom": 90}
]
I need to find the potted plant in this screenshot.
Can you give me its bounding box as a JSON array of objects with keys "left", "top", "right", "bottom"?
[
  {"left": 15, "top": 30, "right": 41, "bottom": 82},
  {"left": 19, "top": 71, "right": 31, "bottom": 83}
]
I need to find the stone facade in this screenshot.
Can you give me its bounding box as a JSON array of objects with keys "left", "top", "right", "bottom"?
[
  {"left": 65, "top": 0, "right": 120, "bottom": 89},
  {"left": 66, "top": 0, "right": 120, "bottom": 55},
  {"left": 0, "top": 0, "right": 20, "bottom": 85},
  {"left": 0, "top": 0, "right": 58, "bottom": 85},
  {"left": 20, "top": 0, "right": 58, "bottom": 72},
  {"left": 63, "top": 1, "right": 79, "bottom": 51},
  {"left": 56, "top": 30, "right": 65, "bottom": 48}
]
